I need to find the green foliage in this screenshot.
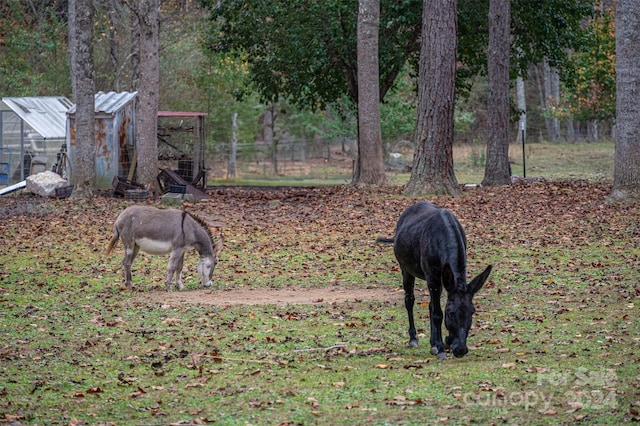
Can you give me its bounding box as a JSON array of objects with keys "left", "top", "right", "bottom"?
[
  {"left": 201, "top": 0, "right": 594, "bottom": 111},
  {"left": 509, "top": 0, "right": 594, "bottom": 75},
  {"left": 458, "top": 0, "right": 594, "bottom": 86},
  {"left": 200, "top": 0, "right": 421, "bottom": 110},
  {"left": 560, "top": 10, "right": 616, "bottom": 121},
  {"left": 0, "top": 0, "right": 70, "bottom": 96},
  {"left": 380, "top": 67, "right": 417, "bottom": 143}
]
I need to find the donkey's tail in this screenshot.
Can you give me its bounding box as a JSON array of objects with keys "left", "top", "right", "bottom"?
[
  {"left": 106, "top": 229, "right": 119, "bottom": 255},
  {"left": 376, "top": 237, "right": 395, "bottom": 244}
]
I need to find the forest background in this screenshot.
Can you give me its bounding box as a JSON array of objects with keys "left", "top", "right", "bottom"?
[{"left": 0, "top": 0, "right": 617, "bottom": 184}]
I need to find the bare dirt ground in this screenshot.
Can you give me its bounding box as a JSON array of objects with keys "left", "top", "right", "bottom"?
[{"left": 138, "top": 286, "right": 405, "bottom": 307}]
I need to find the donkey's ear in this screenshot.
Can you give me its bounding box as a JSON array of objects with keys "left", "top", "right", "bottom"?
[
  {"left": 468, "top": 265, "right": 492, "bottom": 295},
  {"left": 441, "top": 263, "right": 456, "bottom": 292},
  {"left": 214, "top": 238, "right": 224, "bottom": 255}
]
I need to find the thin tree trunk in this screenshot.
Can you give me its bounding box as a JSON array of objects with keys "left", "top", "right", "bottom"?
[
  {"left": 515, "top": 75, "right": 526, "bottom": 144},
  {"left": 108, "top": 0, "right": 120, "bottom": 91},
  {"left": 566, "top": 119, "right": 575, "bottom": 142},
  {"left": 353, "top": 0, "right": 388, "bottom": 186},
  {"left": 611, "top": 0, "right": 640, "bottom": 201},
  {"left": 543, "top": 59, "right": 561, "bottom": 142},
  {"left": 130, "top": 8, "right": 140, "bottom": 91},
  {"left": 482, "top": 0, "right": 511, "bottom": 186},
  {"left": 262, "top": 104, "right": 277, "bottom": 174},
  {"left": 405, "top": 0, "right": 460, "bottom": 196},
  {"left": 68, "top": 0, "right": 77, "bottom": 95},
  {"left": 228, "top": 112, "right": 238, "bottom": 178},
  {"left": 70, "top": 0, "right": 96, "bottom": 198}
]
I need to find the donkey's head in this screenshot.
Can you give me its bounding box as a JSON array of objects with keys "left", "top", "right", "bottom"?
[
  {"left": 197, "top": 239, "right": 224, "bottom": 288},
  {"left": 442, "top": 264, "right": 492, "bottom": 358}
]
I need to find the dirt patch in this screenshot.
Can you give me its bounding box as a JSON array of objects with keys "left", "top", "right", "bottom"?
[{"left": 137, "top": 286, "right": 404, "bottom": 307}]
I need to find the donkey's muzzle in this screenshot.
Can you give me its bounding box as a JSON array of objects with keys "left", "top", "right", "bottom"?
[{"left": 451, "top": 344, "right": 468, "bottom": 358}]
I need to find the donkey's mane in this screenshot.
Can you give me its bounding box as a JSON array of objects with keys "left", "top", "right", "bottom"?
[{"left": 185, "top": 211, "right": 215, "bottom": 244}]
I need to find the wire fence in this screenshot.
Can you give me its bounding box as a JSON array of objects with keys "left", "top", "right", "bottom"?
[{"left": 206, "top": 138, "right": 355, "bottom": 180}]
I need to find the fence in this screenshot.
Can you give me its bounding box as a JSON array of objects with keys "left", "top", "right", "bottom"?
[{"left": 206, "top": 138, "right": 355, "bottom": 180}]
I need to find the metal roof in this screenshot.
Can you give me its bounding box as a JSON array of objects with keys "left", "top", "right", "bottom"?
[
  {"left": 66, "top": 91, "right": 138, "bottom": 115},
  {"left": 1, "top": 96, "right": 72, "bottom": 139}
]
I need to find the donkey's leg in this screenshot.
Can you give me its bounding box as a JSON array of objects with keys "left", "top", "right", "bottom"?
[
  {"left": 166, "top": 249, "right": 183, "bottom": 291},
  {"left": 427, "top": 281, "right": 446, "bottom": 359},
  {"left": 401, "top": 271, "right": 419, "bottom": 348},
  {"left": 122, "top": 245, "right": 139, "bottom": 290},
  {"left": 175, "top": 253, "right": 185, "bottom": 291}
]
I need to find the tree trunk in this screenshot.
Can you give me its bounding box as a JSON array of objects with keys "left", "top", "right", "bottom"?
[
  {"left": 543, "top": 59, "right": 561, "bottom": 142},
  {"left": 228, "top": 112, "right": 238, "bottom": 178},
  {"left": 68, "top": 0, "right": 77, "bottom": 93},
  {"left": 130, "top": 9, "right": 140, "bottom": 89},
  {"left": 70, "top": 0, "right": 96, "bottom": 198},
  {"left": 482, "top": 0, "right": 511, "bottom": 186},
  {"left": 134, "top": 0, "right": 160, "bottom": 193},
  {"left": 610, "top": 0, "right": 640, "bottom": 201},
  {"left": 515, "top": 75, "right": 526, "bottom": 144},
  {"left": 262, "top": 104, "right": 277, "bottom": 174},
  {"left": 353, "top": 0, "right": 388, "bottom": 186},
  {"left": 108, "top": 0, "right": 120, "bottom": 91},
  {"left": 405, "top": 0, "right": 460, "bottom": 196}
]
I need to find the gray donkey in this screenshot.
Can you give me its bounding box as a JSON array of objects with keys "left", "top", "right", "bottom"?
[{"left": 106, "top": 205, "right": 223, "bottom": 291}]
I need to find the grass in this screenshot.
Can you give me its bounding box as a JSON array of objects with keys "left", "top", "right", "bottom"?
[
  {"left": 209, "top": 141, "right": 616, "bottom": 187},
  {"left": 1, "top": 141, "right": 638, "bottom": 425}
]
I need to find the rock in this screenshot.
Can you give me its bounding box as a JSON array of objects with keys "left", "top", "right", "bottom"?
[
  {"left": 26, "top": 171, "right": 68, "bottom": 197},
  {"left": 161, "top": 192, "right": 195, "bottom": 206}
]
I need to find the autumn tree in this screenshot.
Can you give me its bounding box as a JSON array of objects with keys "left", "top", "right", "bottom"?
[
  {"left": 481, "top": 0, "right": 511, "bottom": 186},
  {"left": 562, "top": 8, "right": 616, "bottom": 123},
  {"left": 610, "top": 0, "right": 640, "bottom": 201},
  {"left": 405, "top": 0, "right": 459, "bottom": 196},
  {"left": 69, "top": 0, "right": 96, "bottom": 198},
  {"left": 354, "top": 0, "right": 388, "bottom": 186}
]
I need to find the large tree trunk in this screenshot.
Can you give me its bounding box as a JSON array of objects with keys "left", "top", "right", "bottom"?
[
  {"left": 482, "top": 0, "right": 511, "bottom": 186},
  {"left": 134, "top": 0, "right": 160, "bottom": 193},
  {"left": 405, "top": 0, "right": 459, "bottom": 196},
  {"left": 70, "top": 0, "right": 96, "bottom": 198},
  {"left": 610, "top": 0, "right": 640, "bottom": 201},
  {"left": 353, "top": 0, "right": 388, "bottom": 186}
]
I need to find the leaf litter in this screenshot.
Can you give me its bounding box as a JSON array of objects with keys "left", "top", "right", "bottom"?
[{"left": 1, "top": 181, "right": 640, "bottom": 424}]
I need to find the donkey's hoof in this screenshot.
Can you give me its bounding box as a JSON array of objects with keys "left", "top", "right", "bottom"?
[
  {"left": 437, "top": 352, "right": 448, "bottom": 361},
  {"left": 430, "top": 346, "right": 440, "bottom": 356},
  {"left": 409, "top": 339, "right": 419, "bottom": 348}
]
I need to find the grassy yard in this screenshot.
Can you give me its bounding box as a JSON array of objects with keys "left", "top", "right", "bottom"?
[
  {"left": 1, "top": 141, "right": 638, "bottom": 425},
  {"left": 210, "top": 141, "right": 616, "bottom": 187}
]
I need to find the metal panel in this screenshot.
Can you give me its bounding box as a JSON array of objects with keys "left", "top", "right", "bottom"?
[
  {"left": 67, "top": 91, "right": 138, "bottom": 116},
  {"left": 1, "top": 97, "right": 71, "bottom": 139},
  {"left": 66, "top": 91, "right": 138, "bottom": 190}
]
